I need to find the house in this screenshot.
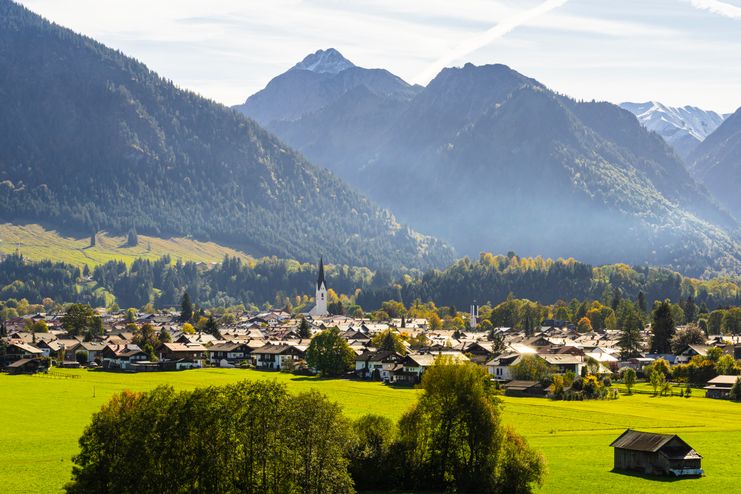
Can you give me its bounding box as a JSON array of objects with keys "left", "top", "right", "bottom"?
[
  {"left": 486, "top": 353, "right": 521, "bottom": 381},
  {"left": 5, "top": 358, "right": 48, "bottom": 375},
  {"left": 101, "top": 344, "right": 148, "bottom": 370},
  {"left": 501, "top": 380, "right": 547, "bottom": 397},
  {"left": 610, "top": 429, "right": 703, "bottom": 477},
  {"left": 540, "top": 354, "right": 585, "bottom": 375},
  {"left": 675, "top": 345, "right": 712, "bottom": 364},
  {"left": 207, "top": 342, "right": 252, "bottom": 367},
  {"left": 78, "top": 341, "right": 107, "bottom": 363},
  {"left": 393, "top": 352, "right": 469, "bottom": 384},
  {"left": 159, "top": 343, "right": 206, "bottom": 364},
  {"left": 251, "top": 344, "right": 306, "bottom": 370},
  {"left": 463, "top": 341, "right": 499, "bottom": 365},
  {"left": 354, "top": 350, "right": 403, "bottom": 380},
  {"left": 2, "top": 342, "right": 44, "bottom": 366},
  {"left": 704, "top": 375, "right": 740, "bottom": 399}
]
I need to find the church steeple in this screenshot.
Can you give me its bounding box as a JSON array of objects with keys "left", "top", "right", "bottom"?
[
  {"left": 317, "top": 256, "right": 326, "bottom": 290},
  {"left": 309, "top": 257, "right": 329, "bottom": 317}
]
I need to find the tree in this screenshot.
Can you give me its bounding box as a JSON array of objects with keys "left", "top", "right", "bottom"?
[
  {"left": 306, "top": 327, "right": 354, "bottom": 376},
  {"left": 708, "top": 310, "right": 724, "bottom": 334},
  {"left": 511, "top": 355, "right": 552, "bottom": 382},
  {"left": 428, "top": 312, "right": 442, "bottom": 331},
  {"left": 89, "top": 231, "right": 96, "bottom": 248},
  {"left": 714, "top": 354, "right": 736, "bottom": 375},
  {"left": 622, "top": 368, "right": 636, "bottom": 395},
  {"left": 637, "top": 291, "right": 647, "bottom": 313},
  {"left": 28, "top": 320, "right": 49, "bottom": 333},
  {"left": 133, "top": 323, "right": 158, "bottom": 349},
  {"left": 298, "top": 316, "right": 311, "bottom": 338},
  {"left": 287, "top": 391, "right": 354, "bottom": 494},
  {"left": 125, "top": 308, "right": 137, "bottom": 323},
  {"left": 65, "top": 381, "right": 354, "bottom": 494},
  {"left": 61, "top": 304, "right": 96, "bottom": 337},
  {"left": 650, "top": 369, "right": 666, "bottom": 396},
  {"left": 371, "top": 329, "right": 406, "bottom": 354},
  {"left": 203, "top": 315, "right": 219, "bottom": 336},
  {"left": 670, "top": 324, "right": 706, "bottom": 354},
  {"left": 127, "top": 227, "right": 138, "bottom": 247},
  {"left": 488, "top": 330, "right": 506, "bottom": 354},
  {"left": 180, "top": 292, "right": 193, "bottom": 322},
  {"left": 577, "top": 316, "right": 593, "bottom": 333},
  {"left": 143, "top": 343, "right": 158, "bottom": 362},
  {"left": 650, "top": 300, "right": 675, "bottom": 354},
  {"left": 158, "top": 327, "right": 171, "bottom": 344},
  {"left": 730, "top": 377, "right": 741, "bottom": 402},
  {"left": 348, "top": 414, "right": 396, "bottom": 491},
  {"left": 397, "top": 358, "right": 545, "bottom": 493},
  {"left": 683, "top": 295, "right": 697, "bottom": 323},
  {"left": 618, "top": 312, "right": 643, "bottom": 359},
  {"left": 722, "top": 308, "right": 741, "bottom": 335},
  {"left": 181, "top": 322, "right": 195, "bottom": 334}
]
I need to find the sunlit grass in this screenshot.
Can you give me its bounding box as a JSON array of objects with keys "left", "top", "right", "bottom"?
[
  {"left": 0, "top": 223, "right": 253, "bottom": 267},
  {"left": 1, "top": 369, "right": 739, "bottom": 493}
]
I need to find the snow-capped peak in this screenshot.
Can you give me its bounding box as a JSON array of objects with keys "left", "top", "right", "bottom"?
[
  {"left": 620, "top": 101, "right": 726, "bottom": 158},
  {"left": 291, "top": 48, "right": 355, "bottom": 74}
]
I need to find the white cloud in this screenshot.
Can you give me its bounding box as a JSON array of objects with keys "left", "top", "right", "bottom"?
[
  {"left": 412, "top": 0, "right": 569, "bottom": 84},
  {"left": 689, "top": 0, "right": 741, "bottom": 19}
]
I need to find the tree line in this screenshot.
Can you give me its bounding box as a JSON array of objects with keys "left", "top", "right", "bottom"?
[
  {"left": 1, "top": 251, "right": 739, "bottom": 316},
  {"left": 65, "top": 361, "right": 545, "bottom": 494}
]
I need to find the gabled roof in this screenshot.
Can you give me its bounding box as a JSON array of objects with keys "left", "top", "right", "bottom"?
[{"left": 610, "top": 430, "right": 698, "bottom": 456}]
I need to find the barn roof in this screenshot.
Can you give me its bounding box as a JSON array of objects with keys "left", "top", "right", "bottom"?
[{"left": 610, "top": 429, "right": 694, "bottom": 453}]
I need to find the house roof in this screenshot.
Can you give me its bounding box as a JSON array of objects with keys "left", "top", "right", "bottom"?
[
  {"left": 9, "top": 343, "right": 43, "bottom": 354},
  {"left": 7, "top": 358, "right": 35, "bottom": 368},
  {"left": 706, "top": 375, "right": 740, "bottom": 386},
  {"left": 610, "top": 429, "right": 697, "bottom": 455},
  {"left": 502, "top": 380, "right": 543, "bottom": 391}
]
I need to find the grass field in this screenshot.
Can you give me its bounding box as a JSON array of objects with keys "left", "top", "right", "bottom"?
[
  {"left": 1, "top": 369, "right": 739, "bottom": 493},
  {"left": 0, "top": 223, "right": 253, "bottom": 267}
]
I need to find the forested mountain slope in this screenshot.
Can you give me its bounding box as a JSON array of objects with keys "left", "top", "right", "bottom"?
[
  {"left": 0, "top": 1, "right": 453, "bottom": 271},
  {"left": 689, "top": 106, "right": 741, "bottom": 221}
]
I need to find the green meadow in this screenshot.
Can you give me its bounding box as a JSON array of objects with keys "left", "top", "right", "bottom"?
[{"left": 1, "top": 369, "right": 739, "bottom": 493}]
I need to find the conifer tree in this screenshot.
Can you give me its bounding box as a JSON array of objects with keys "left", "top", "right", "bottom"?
[
  {"left": 298, "top": 316, "right": 311, "bottom": 338},
  {"left": 180, "top": 292, "right": 193, "bottom": 322},
  {"left": 650, "top": 299, "right": 675, "bottom": 354},
  {"left": 127, "top": 227, "right": 138, "bottom": 247}
]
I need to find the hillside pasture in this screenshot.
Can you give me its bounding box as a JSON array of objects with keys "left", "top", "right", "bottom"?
[{"left": 0, "top": 223, "right": 253, "bottom": 267}]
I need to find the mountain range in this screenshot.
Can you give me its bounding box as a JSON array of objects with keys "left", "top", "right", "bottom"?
[
  {"left": 236, "top": 50, "right": 740, "bottom": 277},
  {"left": 620, "top": 101, "right": 726, "bottom": 159},
  {"left": 0, "top": 1, "right": 453, "bottom": 271}
]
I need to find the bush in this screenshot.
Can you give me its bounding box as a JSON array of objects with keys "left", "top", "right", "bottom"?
[
  {"left": 571, "top": 377, "right": 584, "bottom": 391},
  {"left": 602, "top": 377, "right": 612, "bottom": 387}
]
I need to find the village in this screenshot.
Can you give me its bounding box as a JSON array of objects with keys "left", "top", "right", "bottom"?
[{"left": 2, "top": 260, "right": 740, "bottom": 404}]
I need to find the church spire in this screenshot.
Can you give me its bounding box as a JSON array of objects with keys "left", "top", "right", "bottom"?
[{"left": 317, "top": 257, "right": 326, "bottom": 289}]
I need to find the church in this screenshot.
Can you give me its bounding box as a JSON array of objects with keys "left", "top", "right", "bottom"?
[{"left": 308, "top": 257, "right": 329, "bottom": 317}]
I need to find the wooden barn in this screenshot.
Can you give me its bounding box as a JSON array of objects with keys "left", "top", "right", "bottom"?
[{"left": 610, "top": 430, "right": 703, "bottom": 477}]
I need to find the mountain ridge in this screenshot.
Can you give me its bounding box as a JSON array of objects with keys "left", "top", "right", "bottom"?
[
  {"left": 0, "top": 1, "right": 454, "bottom": 271},
  {"left": 237, "top": 53, "right": 740, "bottom": 277}
]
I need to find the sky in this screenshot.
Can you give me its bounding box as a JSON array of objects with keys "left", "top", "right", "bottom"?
[{"left": 17, "top": 0, "right": 741, "bottom": 113}]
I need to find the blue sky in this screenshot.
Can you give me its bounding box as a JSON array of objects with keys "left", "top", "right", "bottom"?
[{"left": 18, "top": 0, "right": 741, "bottom": 113}]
